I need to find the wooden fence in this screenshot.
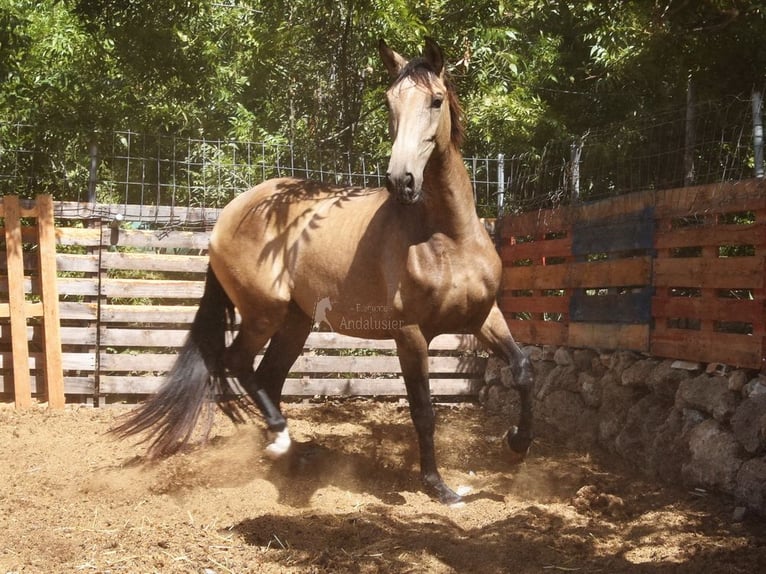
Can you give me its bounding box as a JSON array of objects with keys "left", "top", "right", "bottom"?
[
  {"left": 3, "top": 180, "right": 765, "bottom": 405},
  {"left": 498, "top": 178, "right": 766, "bottom": 370},
  {"left": 1, "top": 197, "right": 485, "bottom": 404},
  {"left": 0, "top": 195, "right": 64, "bottom": 407}
]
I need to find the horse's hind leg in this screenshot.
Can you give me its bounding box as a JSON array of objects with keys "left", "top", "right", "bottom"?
[
  {"left": 476, "top": 304, "right": 535, "bottom": 460},
  {"left": 233, "top": 303, "right": 312, "bottom": 457}
]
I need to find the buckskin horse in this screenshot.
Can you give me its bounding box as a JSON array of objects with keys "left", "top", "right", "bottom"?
[{"left": 113, "top": 38, "right": 535, "bottom": 505}]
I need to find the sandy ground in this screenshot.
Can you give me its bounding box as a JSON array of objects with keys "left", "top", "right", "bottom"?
[{"left": 1, "top": 399, "right": 764, "bottom": 573}]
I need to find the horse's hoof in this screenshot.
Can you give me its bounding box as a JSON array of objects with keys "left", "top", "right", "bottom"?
[
  {"left": 265, "top": 428, "right": 292, "bottom": 460},
  {"left": 503, "top": 426, "right": 531, "bottom": 464}
]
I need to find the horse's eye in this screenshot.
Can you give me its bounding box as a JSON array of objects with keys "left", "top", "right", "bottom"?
[{"left": 431, "top": 97, "right": 444, "bottom": 109}]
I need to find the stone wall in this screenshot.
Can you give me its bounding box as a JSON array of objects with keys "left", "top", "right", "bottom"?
[{"left": 480, "top": 346, "right": 766, "bottom": 518}]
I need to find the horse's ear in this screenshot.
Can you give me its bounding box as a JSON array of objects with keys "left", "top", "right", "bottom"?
[
  {"left": 423, "top": 37, "right": 444, "bottom": 76},
  {"left": 379, "top": 39, "right": 407, "bottom": 79}
]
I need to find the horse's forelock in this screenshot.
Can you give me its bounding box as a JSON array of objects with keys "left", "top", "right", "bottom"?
[{"left": 393, "top": 59, "right": 464, "bottom": 149}]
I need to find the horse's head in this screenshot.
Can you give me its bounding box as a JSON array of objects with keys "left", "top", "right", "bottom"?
[{"left": 379, "top": 38, "right": 462, "bottom": 205}]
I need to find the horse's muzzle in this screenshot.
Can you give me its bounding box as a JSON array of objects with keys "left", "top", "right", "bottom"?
[{"left": 386, "top": 171, "right": 422, "bottom": 204}]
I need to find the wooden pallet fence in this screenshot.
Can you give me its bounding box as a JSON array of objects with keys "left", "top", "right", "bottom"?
[
  {"left": 3, "top": 204, "right": 486, "bottom": 402},
  {"left": 567, "top": 199, "right": 655, "bottom": 352},
  {"left": 0, "top": 195, "right": 64, "bottom": 408},
  {"left": 499, "top": 208, "right": 572, "bottom": 346},
  {"left": 499, "top": 179, "right": 766, "bottom": 370},
  {"left": 651, "top": 180, "right": 766, "bottom": 369}
]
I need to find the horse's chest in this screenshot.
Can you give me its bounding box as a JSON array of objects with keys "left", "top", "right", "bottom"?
[{"left": 403, "top": 239, "right": 498, "bottom": 322}]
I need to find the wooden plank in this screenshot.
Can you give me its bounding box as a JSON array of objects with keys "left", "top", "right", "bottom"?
[
  {"left": 499, "top": 294, "right": 569, "bottom": 315},
  {"left": 0, "top": 325, "right": 96, "bottom": 346},
  {"left": 104, "top": 228, "right": 211, "bottom": 250},
  {"left": 3, "top": 196, "right": 32, "bottom": 408},
  {"left": 501, "top": 208, "right": 570, "bottom": 239},
  {"left": 99, "top": 328, "right": 189, "bottom": 347},
  {"left": 505, "top": 257, "right": 651, "bottom": 290},
  {"left": 0, "top": 301, "right": 42, "bottom": 319},
  {"left": 100, "top": 304, "right": 197, "bottom": 323},
  {"left": 98, "top": 375, "right": 482, "bottom": 397},
  {"left": 100, "top": 251, "right": 208, "bottom": 273},
  {"left": 654, "top": 256, "right": 764, "bottom": 289},
  {"left": 53, "top": 201, "right": 223, "bottom": 226},
  {"left": 568, "top": 323, "right": 649, "bottom": 352},
  {"left": 652, "top": 296, "right": 763, "bottom": 324},
  {"left": 575, "top": 189, "right": 656, "bottom": 222},
  {"left": 101, "top": 278, "right": 205, "bottom": 299},
  {"left": 0, "top": 351, "right": 97, "bottom": 372},
  {"left": 500, "top": 237, "right": 572, "bottom": 262},
  {"left": 56, "top": 253, "right": 99, "bottom": 273},
  {"left": 569, "top": 257, "right": 652, "bottom": 288},
  {"left": 37, "top": 195, "right": 65, "bottom": 409},
  {"left": 54, "top": 227, "right": 102, "bottom": 248},
  {"left": 98, "top": 352, "right": 487, "bottom": 375},
  {"left": 570, "top": 289, "right": 653, "bottom": 324},
  {"left": 56, "top": 277, "right": 100, "bottom": 297},
  {"left": 59, "top": 301, "right": 98, "bottom": 321},
  {"left": 503, "top": 263, "right": 568, "bottom": 290},
  {"left": 572, "top": 207, "right": 654, "bottom": 255},
  {"left": 0, "top": 374, "right": 95, "bottom": 395},
  {"left": 505, "top": 319, "right": 568, "bottom": 346},
  {"left": 654, "top": 180, "right": 766, "bottom": 217},
  {"left": 651, "top": 330, "right": 763, "bottom": 370},
  {"left": 655, "top": 223, "right": 764, "bottom": 250}
]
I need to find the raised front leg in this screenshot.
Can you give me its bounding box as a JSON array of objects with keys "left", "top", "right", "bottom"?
[
  {"left": 476, "top": 304, "right": 535, "bottom": 460},
  {"left": 395, "top": 325, "right": 461, "bottom": 504}
]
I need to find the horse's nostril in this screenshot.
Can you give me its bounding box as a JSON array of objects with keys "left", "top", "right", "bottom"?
[{"left": 405, "top": 172, "right": 414, "bottom": 187}]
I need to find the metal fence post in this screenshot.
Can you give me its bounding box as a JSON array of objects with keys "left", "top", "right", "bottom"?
[
  {"left": 753, "top": 89, "right": 764, "bottom": 179},
  {"left": 496, "top": 153, "right": 505, "bottom": 213}
]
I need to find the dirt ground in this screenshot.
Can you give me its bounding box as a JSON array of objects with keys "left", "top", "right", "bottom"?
[{"left": 1, "top": 400, "right": 764, "bottom": 574}]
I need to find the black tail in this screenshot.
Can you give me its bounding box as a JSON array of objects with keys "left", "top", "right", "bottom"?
[{"left": 112, "top": 265, "right": 247, "bottom": 457}]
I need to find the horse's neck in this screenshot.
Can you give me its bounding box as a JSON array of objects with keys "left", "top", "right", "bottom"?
[{"left": 422, "top": 145, "right": 480, "bottom": 241}]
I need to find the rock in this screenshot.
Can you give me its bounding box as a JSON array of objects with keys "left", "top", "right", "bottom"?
[
  {"left": 608, "top": 350, "right": 640, "bottom": 378},
  {"left": 553, "top": 347, "right": 573, "bottom": 366},
  {"left": 650, "top": 409, "right": 688, "bottom": 482},
  {"left": 579, "top": 372, "right": 602, "bottom": 408},
  {"left": 537, "top": 389, "right": 597, "bottom": 447},
  {"left": 484, "top": 356, "right": 505, "bottom": 385},
  {"left": 732, "top": 506, "right": 747, "bottom": 522},
  {"left": 731, "top": 394, "right": 766, "bottom": 454},
  {"left": 683, "top": 419, "right": 745, "bottom": 494},
  {"left": 728, "top": 370, "right": 750, "bottom": 393},
  {"left": 535, "top": 364, "right": 578, "bottom": 400},
  {"left": 735, "top": 457, "right": 766, "bottom": 517},
  {"left": 523, "top": 345, "right": 543, "bottom": 361},
  {"left": 597, "top": 373, "right": 645, "bottom": 447},
  {"left": 743, "top": 378, "right": 766, "bottom": 398},
  {"left": 681, "top": 408, "right": 707, "bottom": 433},
  {"left": 573, "top": 348, "right": 599, "bottom": 372},
  {"left": 675, "top": 374, "right": 739, "bottom": 422},
  {"left": 485, "top": 384, "right": 511, "bottom": 414},
  {"left": 621, "top": 358, "right": 659, "bottom": 388},
  {"left": 672, "top": 360, "right": 702, "bottom": 372},
  {"left": 705, "top": 362, "right": 730, "bottom": 376},
  {"left": 615, "top": 395, "right": 673, "bottom": 472},
  {"left": 647, "top": 360, "right": 691, "bottom": 400},
  {"left": 540, "top": 346, "right": 557, "bottom": 361}
]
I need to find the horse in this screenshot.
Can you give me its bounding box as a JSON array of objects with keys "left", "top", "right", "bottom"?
[{"left": 113, "top": 38, "right": 535, "bottom": 505}]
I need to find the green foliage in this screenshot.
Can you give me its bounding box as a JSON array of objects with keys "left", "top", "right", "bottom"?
[{"left": 0, "top": 0, "right": 763, "bottom": 201}]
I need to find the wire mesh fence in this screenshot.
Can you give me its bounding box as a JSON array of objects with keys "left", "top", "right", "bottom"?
[{"left": 1, "top": 91, "right": 762, "bottom": 226}]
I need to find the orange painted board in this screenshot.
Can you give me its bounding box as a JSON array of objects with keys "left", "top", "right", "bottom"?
[{"left": 2, "top": 196, "right": 32, "bottom": 407}]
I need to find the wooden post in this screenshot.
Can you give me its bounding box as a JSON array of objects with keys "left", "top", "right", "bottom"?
[
  {"left": 37, "top": 195, "right": 65, "bottom": 408},
  {"left": 3, "top": 196, "right": 32, "bottom": 408}
]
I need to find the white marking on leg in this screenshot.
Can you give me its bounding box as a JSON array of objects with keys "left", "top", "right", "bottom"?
[{"left": 265, "top": 427, "right": 292, "bottom": 459}]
